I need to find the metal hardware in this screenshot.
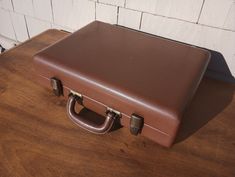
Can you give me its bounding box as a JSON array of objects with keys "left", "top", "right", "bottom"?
[
  {"left": 50, "top": 77, "right": 63, "bottom": 96},
  {"left": 0, "top": 44, "right": 6, "bottom": 53},
  {"left": 70, "top": 90, "right": 82, "bottom": 98},
  {"left": 106, "top": 107, "right": 121, "bottom": 117},
  {"left": 130, "top": 114, "right": 144, "bottom": 135},
  {"left": 69, "top": 90, "right": 83, "bottom": 104},
  {"left": 70, "top": 90, "right": 120, "bottom": 117}
]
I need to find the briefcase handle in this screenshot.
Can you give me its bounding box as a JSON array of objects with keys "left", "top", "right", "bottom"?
[{"left": 67, "top": 93, "right": 118, "bottom": 134}]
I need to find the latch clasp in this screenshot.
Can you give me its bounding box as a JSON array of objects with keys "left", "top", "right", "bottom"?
[
  {"left": 50, "top": 77, "right": 63, "bottom": 96},
  {"left": 130, "top": 114, "right": 144, "bottom": 135}
]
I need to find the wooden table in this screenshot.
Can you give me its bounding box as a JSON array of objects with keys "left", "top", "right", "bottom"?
[{"left": 0, "top": 30, "right": 234, "bottom": 177}]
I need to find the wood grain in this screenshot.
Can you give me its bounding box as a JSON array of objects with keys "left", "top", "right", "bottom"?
[{"left": 0, "top": 29, "right": 235, "bottom": 177}]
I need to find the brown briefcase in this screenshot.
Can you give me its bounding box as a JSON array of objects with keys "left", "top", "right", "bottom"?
[{"left": 33, "top": 21, "right": 210, "bottom": 147}]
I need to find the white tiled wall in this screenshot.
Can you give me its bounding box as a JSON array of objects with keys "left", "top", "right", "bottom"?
[
  {"left": 33, "top": 0, "right": 53, "bottom": 22},
  {"left": 0, "top": 0, "right": 234, "bottom": 78},
  {"left": 0, "top": 0, "right": 13, "bottom": 11},
  {"left": 52, "top": 0, "right": 95, "bottom": 30},
  {"left": 0, "top": 8, "right": 15, "bottom": 39},
  {"left": 118, "top": 8, "right": 141, "bottom": 30},
  {"left": 126, "top": 0, "right": 204, "bottom": 22},
  {"left": 96, "top": 3, "right": 117, "bottom": 24},
  {"left": 199, "top": 0, "right": 235, "bottom": 30},
  {"left": 12, "top": 0, "right": 34, "bottom": 16},
  {"left": 10, "top": 12, "right": 29, "bottom": 41},
  {"left": 25, "top": 16, "right": 51, "bottom": 37}
]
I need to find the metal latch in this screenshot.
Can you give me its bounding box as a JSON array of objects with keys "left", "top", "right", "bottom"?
[
  {"left": 0, "top": 44, "right": 6, "bottom": 53},
  {"left": 107, "top": 107, "right": 121, "bottom": 117},
  {"left": 70, "top": 90, "right": 82, "bottom": 98},
  {"left": 50, "top": 77, "right": 63, "bottom": 96},
  {"left": 130, "top": 114, "right": 144, "bottom": 135}
]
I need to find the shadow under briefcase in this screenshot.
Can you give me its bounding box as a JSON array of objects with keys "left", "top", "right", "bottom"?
[{"left": 33, "top": 21, "right": 210, "bottom": 147}]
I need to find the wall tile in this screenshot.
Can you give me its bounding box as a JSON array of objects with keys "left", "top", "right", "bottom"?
[
  {"left": 118, "top": 8, "right": 141, "bottom": 30},
  {"left": 154, "top": 0, "right": 203, "bottom": 22},
  {"left": 33, "top": 0, "right": 53, "bottom": 22},
  {"left": 52, "top": 0, "right": 72, "bottom": 27},
  {"left": 99, "top": 0, "right": 125, "bottom": 6},
  {"left": 71, "top": 0, "right": 95, "bottom": 29},
  {"left": 199, "top": 0, "right": 235, "bottom": 31},
  {"left": 12, "top": 0, "right": 34, "bottom": 16},
  {"left": 224, "top": 3, "right": 235, "bottom": 31},
  {"left": 217, "top": 30, "right": 235, "bottom": 76},
  {"left": 126, "top": 0, "right": 203, "bottom": 22},
  {"left": 195, "top": 26, "right": 221, "bottom": 50},
  {"left": 141, "top": 13, "right": 221, "bottom": 50},
  {"left": 0, "top": 0, "right": 13, "bottom": 10},
  {"left": 140, "top": 13, "right": 197, "bottom": 43},
  {"left": 0, "top": 9, "right": 15, "bottom": 39},
  {"left": 96, "top": 3, "right": 117, "bottom": 24},
  {"left": 10, "top": 12, "right": 29, "bottom": 41},
  {"left": 126, "top": 0, "right": 157, "bottom": 14},
  {"left": 25, "top": 16, "right": 51, "bottom": 37},
  {"left": 52, "top": 0, "right": 95, "bottom": 30}
]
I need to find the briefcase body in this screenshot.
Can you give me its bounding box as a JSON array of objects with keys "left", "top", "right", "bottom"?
[{"left": 34, "top": 21, "right": 210, "bottom": 147}]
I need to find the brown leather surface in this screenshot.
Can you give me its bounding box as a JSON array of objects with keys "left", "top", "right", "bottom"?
[{"left": 34, "top": 21, "right": 210, "bottom": 147}]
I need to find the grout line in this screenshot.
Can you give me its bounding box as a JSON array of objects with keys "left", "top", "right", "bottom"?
[
  {"left": 145, "top": 11, "right": 199, "bottom": 24},
  {"left": 197, "top": 23, "right": 235, "bottom": 32},
  {"left": 32, "top": 0, "right": 35, "bottom": 15},
  {"left": 18, "top": 14, "right": 52, "bottom": 24},
  {"left": 10, "top": 0, "right": 14, "bottom": 11},
  {"left": 50, "top": 0, "right": 55, "bottom": 23},
  {"left": 116, "top": 6, "right": 203, "bottom": 25},
  {"left": 139, "top": 12, "right": 143, "bottom": 30},
  {"left": 197, "top": 0, "right": 205, "bottom": 23},
  {"left": 96, "top": 1, "right": 119, "bottom": 8},
  {"left": 222, "top": 3, "right": 233, "bottom": 28},
  {"left": 95, "top": 2, "right": 97, "bottom": 20},
  {"left": 95, "top": 2, "right": 142, "bottom": 13},
  {"left": 9, "top": 10, "right": 18, "bottom": 41},
  {"left": 24, "top": 15, "right": 30, "bottom": 39},
  {"left": 124, "top": 0, "right": 126, "bottom": 7},
  {"left": 0, "top": 34, "right": 18, "bottom": 43},
  {"left": 143, "top": 11, "right": 235, "bottom": 33},
  {"left": 116, "top": 6, "right": 119, "bottom": 24}
]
